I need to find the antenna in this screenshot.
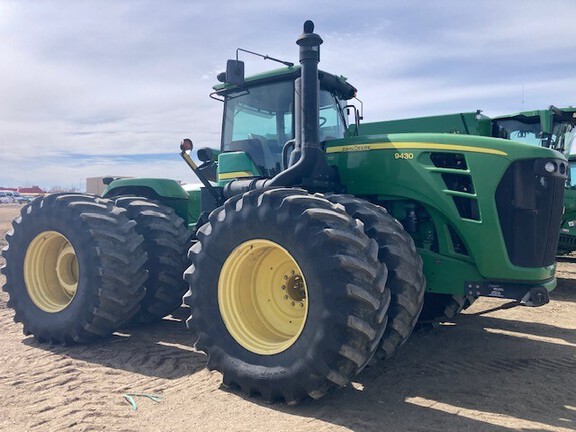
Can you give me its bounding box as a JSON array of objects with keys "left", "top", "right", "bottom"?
[
  {"left": 522, "top": 84, "right": 525, "bottom": 110},
  {"left": 236, "top": 48, "right": 294, "bottom": 67}
]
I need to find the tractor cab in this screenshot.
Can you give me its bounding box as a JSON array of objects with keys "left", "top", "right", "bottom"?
[
  {"left": 212, "top": 67, "right": 357, "bottom": 181},
  {"left": 492, "top": 106, "right": 576, "bottom": 152}
]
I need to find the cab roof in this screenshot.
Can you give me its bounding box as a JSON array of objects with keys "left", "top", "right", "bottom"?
[{"left": 213, "top": 66, "right": 357, "bottom": 101}]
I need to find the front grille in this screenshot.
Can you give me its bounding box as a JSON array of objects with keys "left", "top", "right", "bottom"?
[{"left": 495, "top": 158, "right": 567, "bottom": 267}]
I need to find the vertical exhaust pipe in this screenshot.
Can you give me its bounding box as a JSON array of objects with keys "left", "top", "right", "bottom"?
[
  {"left": 267, "top": 20, "right": 324, "bottom": 187},
  {"left": 296, "top": 20, "right": 323, "bottom": 157},
  {"left": 226, "top": 20, "right": 339, "bottom": 196}
]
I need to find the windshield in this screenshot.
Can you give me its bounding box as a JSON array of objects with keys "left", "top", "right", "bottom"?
[
  {"left": 495, "top": 117, "right": 575, "bottom": 151},
  {"left": 494, "top": 119, "right": 542, "bottom": 146},
  {"left": 222, "top": 81, "right": 347, "bottom": 177}
]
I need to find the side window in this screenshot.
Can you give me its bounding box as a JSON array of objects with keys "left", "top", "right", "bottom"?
[
  {"left": 569, "top": 162, "right": 576, "bottom": 188},
  {"left": 232, "top": 106, "right": 277, "bottom": 141},
  {"left": 284, "top": 112, "right": 293, "bottom": 141},
  {"left": 222, "top": 81, "right": 294, "bottom": 177},
  {"left": 319, "top": 90, "right": 346, "bottom": 141}
]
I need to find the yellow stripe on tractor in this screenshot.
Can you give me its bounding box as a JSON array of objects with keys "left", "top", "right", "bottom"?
[
  {"left": 326, "top": 142, "right": 508, "bottom": 156},
  {"left": 219, "top": 171, "right": 256, "bottom": 180}
]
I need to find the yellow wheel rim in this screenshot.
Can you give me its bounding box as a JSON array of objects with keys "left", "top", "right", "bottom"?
[
  {"left": 24, "top": 231, "right": 79, "bottom": 313},
  {"left": 218, "top": 239, "right": 308, "bottom": 355}
]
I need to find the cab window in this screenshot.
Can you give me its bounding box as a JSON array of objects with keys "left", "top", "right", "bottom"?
[{"left": 222, "top": 80, "right": 348, "bottom": 177}]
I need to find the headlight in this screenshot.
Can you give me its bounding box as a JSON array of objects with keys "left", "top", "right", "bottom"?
[{"left": 544, "top": 161, "right": 556, "bottom": 173}]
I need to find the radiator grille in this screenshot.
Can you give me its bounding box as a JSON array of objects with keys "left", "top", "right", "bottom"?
[{"left": 495, "top": 159, "right": 566, "bottom": 267}]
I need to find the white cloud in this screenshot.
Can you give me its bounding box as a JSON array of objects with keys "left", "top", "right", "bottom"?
[{"left": 0, "top": 0, "right": 574, "bottom": 188}]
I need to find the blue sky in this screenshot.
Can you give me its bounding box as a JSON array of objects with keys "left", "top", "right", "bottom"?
[{"left": 1, "top": 0, "right": 575, "bottom": 189}]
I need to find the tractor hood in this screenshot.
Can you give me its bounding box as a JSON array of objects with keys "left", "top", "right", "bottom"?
[{"left": 326, "top": 132, "right": 567, "bottom": 163}]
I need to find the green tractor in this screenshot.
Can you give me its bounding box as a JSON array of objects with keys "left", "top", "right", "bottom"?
[
  {"left": 374, "top": 106, "right": 576, "bottom": 254},
  {"left": 561, "top": 160, "right": 576, "bottom": 254},
  {"left": 0, "top": 21, "right": 567, "bottom": 404}
]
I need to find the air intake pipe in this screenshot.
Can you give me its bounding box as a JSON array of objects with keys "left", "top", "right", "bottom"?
[
  {"left": 224, "top": 20, "right": 337, "bottom": 198},
  {"left": 266, "top": 19, "right": 323, "bottom": 187}
]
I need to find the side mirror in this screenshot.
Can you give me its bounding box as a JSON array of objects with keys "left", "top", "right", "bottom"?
[
  {"left": 225, "top": 60, "right": 245, "bottom": 86},
  {"left": 540, "top": 110, "right": 554, "bottom": 135}
]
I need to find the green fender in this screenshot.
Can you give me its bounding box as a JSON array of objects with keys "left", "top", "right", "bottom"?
[{"left": 102, "top": 178, "right": 201, "bottom": 228}]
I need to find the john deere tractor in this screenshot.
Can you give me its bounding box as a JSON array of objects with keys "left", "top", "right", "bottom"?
[{"left": 1, "top": 21, "right": 567, "bottom": 404}]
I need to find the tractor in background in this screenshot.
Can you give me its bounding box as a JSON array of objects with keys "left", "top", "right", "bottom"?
[{"left": 1, "top": 21, "right": 567, "bottom": 404}]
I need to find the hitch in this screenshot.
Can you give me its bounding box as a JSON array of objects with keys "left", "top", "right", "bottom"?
[
  {"left": 466, "top": 281, "right": 551, "bottom": 307},
  {"left": 520, "top": 287, "right": 550, "bottom": 307}
]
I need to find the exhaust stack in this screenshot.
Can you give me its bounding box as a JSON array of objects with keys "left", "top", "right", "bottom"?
[
  {"left": 225, "top": 20, "right": 339, "bottom": 197},
  {"left": 296, "top": 20, "right": 323, "bottom": 160}
]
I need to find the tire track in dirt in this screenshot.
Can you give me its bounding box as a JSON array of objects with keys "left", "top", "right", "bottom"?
[
  {"left": 2, "top": 344, "right": 128, "bottom": 430},
  {"left": 0, "top": 297, "right": 206, "bottom": 431},
  {"left": 1, "top": 339, "right": 199, "bottom": 431},
  {"left": 362, "top": 356, "right": 576, "bottom": 423},
  {"left": 0, "top": 306, "right": 18, "bottom": 332},
  {"left": 396, "top": 356, "right": 576, "bottom": 378}
]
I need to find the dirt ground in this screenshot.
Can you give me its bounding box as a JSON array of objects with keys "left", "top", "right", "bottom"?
[{"left": 0, "top": 203, "right": 575, "bottom": 432}]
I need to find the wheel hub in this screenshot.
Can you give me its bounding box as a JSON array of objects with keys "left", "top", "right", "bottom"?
[
  {"left": 218, "top": 239, "right": 308, "bottom": 355},
  {"left": 55, "top": 244, "right": 79, "bottom": 296},
  {"left": 24, "top": 231, "right": 79, "bottom": 313},
  {"left": 286, "top": 274, "right": 306, "bottom": 302}
]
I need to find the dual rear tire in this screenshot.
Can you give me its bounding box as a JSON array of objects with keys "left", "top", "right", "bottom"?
[
  {"left": 114, "top": 197, "right": 191, "bottom": 325},
  {"left": 2, "top": 194, "right": 148, "bottom": 343},
  {"left": 1, "top": 194, "right": 190, "bottom": 344},
  {"left": 323, "top": 194, "right": 426, "bottom": 360},
  {"left": 183, "top": 188, "right": 426, "bottom": 403},
  {"left": 2, "top": 189, "right": 427, "bottom": 403}
]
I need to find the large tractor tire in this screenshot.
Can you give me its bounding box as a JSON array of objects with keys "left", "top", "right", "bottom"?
[
  {"left": 114, "top": 197, "right": 191, "bottom": 325},
  {"left": 323, "top": 194, "right": 425, "bottom": 360},
  {"left": 418, "top": 293, "right": 476, "bottom": 323},
  {"left": 0, "top": 194, "right": 148, "bottom": 344},
  {"left": 183, "top": 188, "right": 389, "bottom": 404}
]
